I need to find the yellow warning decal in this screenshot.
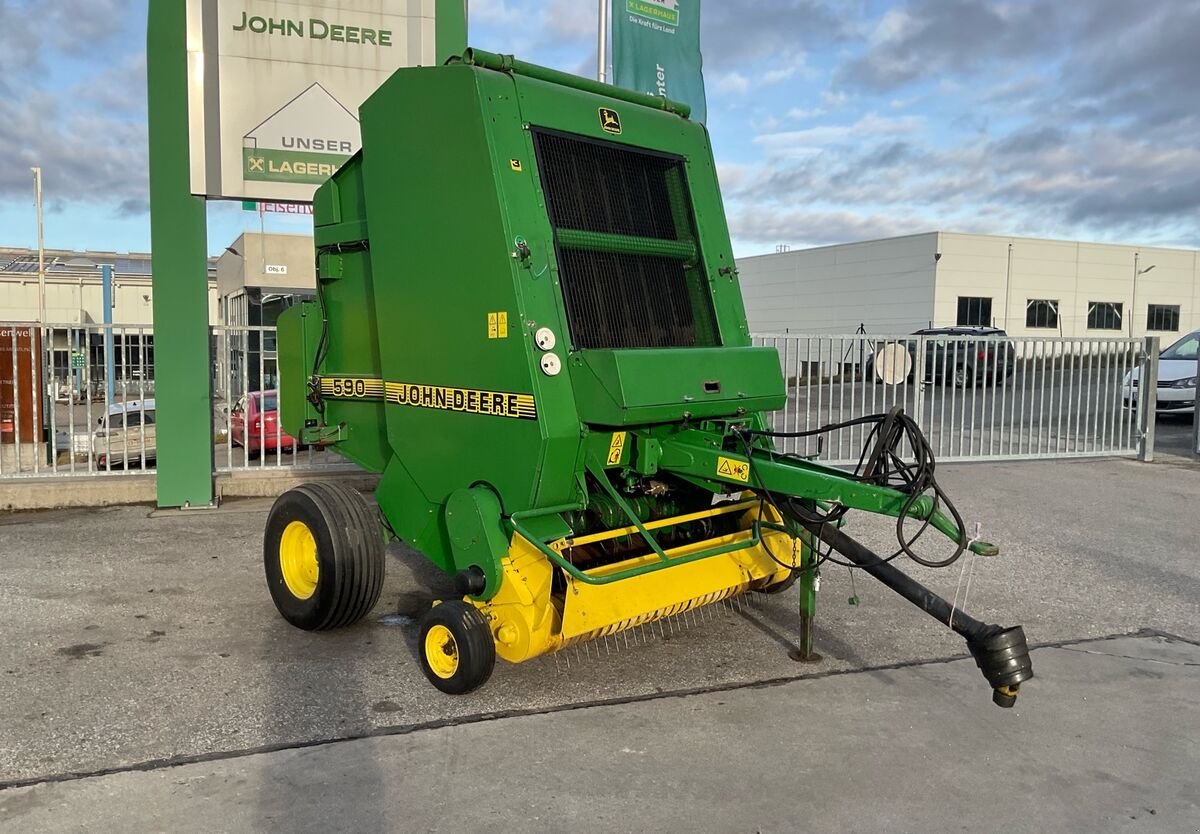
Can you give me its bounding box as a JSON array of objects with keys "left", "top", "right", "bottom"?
[
  {"left": 606, "top": 431, "right": 627, "bottom": 466},
  {"left": 509, "top": 158, "right": 523, "bottom": 172},
  {"left": 487, "top": 312, "right": 509, "bottom": 339},
  {"left": 716, "top": 455, "right": 750, "bottom": 483},
  {"left": 318, "top": 376, "right": 537, "bottom": 420}
]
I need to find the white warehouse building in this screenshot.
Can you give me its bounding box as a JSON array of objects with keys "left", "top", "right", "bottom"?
[{"left": 737, "top": 232, "right": 1200, "bottom": 342}]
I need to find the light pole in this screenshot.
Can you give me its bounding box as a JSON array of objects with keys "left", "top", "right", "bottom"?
[
  {"left": 1130, "top": 252, "right": 1156, "bottom": 335},
  {"left": 31, "top": 167, "right": 45, "bottom": 324},
  {"left": 597, "top": 0, "right": 609, "bottom": 83}
]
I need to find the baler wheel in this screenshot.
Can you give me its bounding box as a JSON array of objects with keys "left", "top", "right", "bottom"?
[
  {"left": 417, "top": 601, "right": 495, "bottom": 695},
  {"left": 263, "top": 482, "right": 385, "bottom": 631}
]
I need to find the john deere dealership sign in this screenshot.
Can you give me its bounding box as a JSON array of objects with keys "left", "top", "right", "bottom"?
[{"left": 186, "top": 1, "right": 435, "bottom": 202}]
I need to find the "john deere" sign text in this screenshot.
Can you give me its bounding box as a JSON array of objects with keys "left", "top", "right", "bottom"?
[{"left": 232, "top": 11, "right": 394, "bottom": 46}]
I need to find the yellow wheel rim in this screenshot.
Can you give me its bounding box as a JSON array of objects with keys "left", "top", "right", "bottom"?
[
  {"left": 279, "top": 520, "right": 319, "bottom": 600},
  {"left": 424, "top": 624, "right": 460, "bottom": 679}
]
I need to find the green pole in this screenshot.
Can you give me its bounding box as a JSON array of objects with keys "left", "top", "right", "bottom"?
[
  {"left": 435, "top": 0, "right": 468, "bottom": 63},
  {"left": 147, "top": 0, "right": 215, "bottom": 507}
]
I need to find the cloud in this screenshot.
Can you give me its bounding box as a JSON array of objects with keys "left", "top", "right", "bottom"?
[
  {"left": 0, "top": 1, "right": 149, "bottom": 209},
  {"left": 728, "top": 206, "right": 934, "bottom": 247},
  {"left": 719, "top": 0, "right": 1200, "bottom": 252},
  {"left": 699, "top": 1, "right": 850, "bottom": 72},
  {"left": 836, "top": 0, "right": 1066, "bottom": 92},
  {"left": 714, "top": 72, "right": 751, "bottom": 95}
]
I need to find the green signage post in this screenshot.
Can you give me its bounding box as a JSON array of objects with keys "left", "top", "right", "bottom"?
[
  {"left": 146, "top": 1, "right": 467, "bottom": 508},
  {"left": 147, "top": 0, "right": 215, "bottom": 508}
]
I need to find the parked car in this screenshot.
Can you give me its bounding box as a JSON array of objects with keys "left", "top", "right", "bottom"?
[
  {"left": 1122, "top": 329, "right": 1198, "bottom": 415},
  {"left": 865, "top": 326, "right": 1016, "bottom": 387},
  {"left": 92, "top": 399, "right": 156, "bottom": 468},
  {"left": 230, "top": 390, "right": 299, "bottom": 456}
]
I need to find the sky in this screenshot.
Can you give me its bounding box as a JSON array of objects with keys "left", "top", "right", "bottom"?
[{"left": 1, "top": 0, "right": 1198, "bottom": 258}]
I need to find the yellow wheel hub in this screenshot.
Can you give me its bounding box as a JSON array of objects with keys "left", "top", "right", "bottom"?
[
  {"left": 279, "top": 520, "right": 319, "bottom": 600},
  {"left": 424, "top": 624, "right": 460, "bottom": 679}
]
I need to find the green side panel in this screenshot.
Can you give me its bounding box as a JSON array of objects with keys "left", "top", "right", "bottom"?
[
  {"left": 354, "top": 63, "right": 584, "bottom": 544},
  {"left": 147, "top": 0, "right": 213, "bottom": 507},
  {"left": 569, "top": 347, "right": 785, "bottom": 426},
  {"left": 276, "top": 303, "right": 313, "bottom": 438},
  {"left": 446, "top": 487, "right": 508, "bottom": 598},
  {"left": 312, "top": 154, "right": 369, "bottom": 247},
  {"left": 301, "top": 53, "right": 788, "bottom": 574}
]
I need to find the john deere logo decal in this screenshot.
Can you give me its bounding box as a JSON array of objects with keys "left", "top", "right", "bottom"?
[
  {"left": 627, "top": 0, "right": 679, "bottom": 26},
  {"left": 599, "top": 107, "right": 622, "bottom": 134}
]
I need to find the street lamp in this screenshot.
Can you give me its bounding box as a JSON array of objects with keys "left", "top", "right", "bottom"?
[
  {"left": 1130, "top": 252, "right": 1156, "bottom": 335},
  {"left": 31, "top": 167, "right": 45, "bottom": 324}
]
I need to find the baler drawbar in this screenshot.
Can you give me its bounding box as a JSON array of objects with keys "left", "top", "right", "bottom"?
[{"left": 262, "top": 49, "right": 1032, "bottom": 704}]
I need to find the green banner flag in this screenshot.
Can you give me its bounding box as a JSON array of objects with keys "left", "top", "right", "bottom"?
[{"left": 613, "top": 0, "right": 706, "bottom": 124}]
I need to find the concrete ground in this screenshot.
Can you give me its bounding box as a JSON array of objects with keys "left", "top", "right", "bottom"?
[
  {"left": 2, "top": 635, "right": 1195, "bottom": 833},
  {"left": 1, "top": 457, "right": 1198, "bottom": 831}
]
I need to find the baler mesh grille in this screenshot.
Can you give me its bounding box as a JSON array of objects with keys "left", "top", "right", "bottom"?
[{"left": 532, "top": 129, "right": 719, "bottom": 350}]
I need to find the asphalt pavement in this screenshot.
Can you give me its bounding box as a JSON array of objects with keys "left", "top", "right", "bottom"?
[{"left": 1, "top": 456, "right": 1198, "bottom": 831}]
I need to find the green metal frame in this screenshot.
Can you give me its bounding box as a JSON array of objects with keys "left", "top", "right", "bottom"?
[
  {"left": 147, "top": 0, "right": 214, "bottom": 508},
  {"left": 508, "top": 502, "right": 765, "bottom": 587},
  {"left": 654, "top": 427, "right": 997, "bottom": 556}
]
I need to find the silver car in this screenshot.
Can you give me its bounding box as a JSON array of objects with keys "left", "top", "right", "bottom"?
[
  {"left": 1123, "top": 330, "right": 1198, "bottom": 415},
  {"left": 92, "top": 399, "right": 157, "bottom": 467}
]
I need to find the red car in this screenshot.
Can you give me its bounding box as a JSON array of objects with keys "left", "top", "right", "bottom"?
[{"left": 230, "top": 390, "right": 298, "bottom": 455}]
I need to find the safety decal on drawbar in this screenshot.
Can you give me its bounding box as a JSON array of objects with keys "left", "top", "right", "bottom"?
[
  {"left": 716, "top": 456, "right": 750, "bottom": 483},
  {"left": 318, "top": 376, "right": 537, "bottom": 420}
]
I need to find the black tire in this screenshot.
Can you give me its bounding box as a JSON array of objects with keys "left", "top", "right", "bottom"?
[
  {"left": 417, "top": 600, "right": 496, "bottom": 695},
  {"left": 264, "top": 482, "right": 385, "bottom": 631},
  {"left": 953, "top": 365, "right": 975, "bottom": 388}
]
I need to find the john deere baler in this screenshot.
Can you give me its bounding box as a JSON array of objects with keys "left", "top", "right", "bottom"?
[{"left": 265, "top": 49, "right": 1032, "bottom": 702}]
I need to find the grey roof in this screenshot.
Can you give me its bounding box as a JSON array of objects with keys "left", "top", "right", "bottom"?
[{"left": 0, "top": 248, "right": 217, "bottom": 279}]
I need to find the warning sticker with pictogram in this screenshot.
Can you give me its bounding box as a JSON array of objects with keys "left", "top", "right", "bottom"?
[
  {"left": 606, "top": 431, "right": 627, "bottom": 465},
  {"left": 716, "top": 456, "right": 750, "bottom": 483}
]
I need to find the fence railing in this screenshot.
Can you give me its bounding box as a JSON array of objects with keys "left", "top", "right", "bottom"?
[
  {"left": 210, "top": 325, "right": 354, "bottom": 473},
  {"left": 0, "top": 324, "right": 1165, "bottom": 481},
  {"left": 0, "top": 323, "right": 352, "bottom": 479},
  {"left": 1, "top": 323, "right": 156, "bottom": 478},
  {"left": 752, "top": 334, "right": 1155, "bottom": 464}
]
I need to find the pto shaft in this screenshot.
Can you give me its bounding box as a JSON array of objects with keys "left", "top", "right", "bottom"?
[{"left": 800, "top": 520, "right": 1034, "bottom": 708}]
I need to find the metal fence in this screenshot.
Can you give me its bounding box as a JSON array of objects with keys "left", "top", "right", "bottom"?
[
  {"left": 211, "top": 325, "right": 352, "bottom": 473},
  {"left": 1, "top": 323, "right": 156, "bottom": 478},
  {"left": 752, "top": 334, "right": 1156, "bottom": 465},
  {"left": 0, "top": 324, "right": 1168, "bottom": 481},
  {"left": 0, "top": 323, "right": 351, "bottom": 479}
]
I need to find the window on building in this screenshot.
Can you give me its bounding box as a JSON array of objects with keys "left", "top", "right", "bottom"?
[
  {"left": 1146, "top": 304, "right": 1180, "bottom": 332},
  {"left": 1087, "top": 301, "right": 1123, "bottom": 331},
  {"left": 956, "top": 296, "right": 992, "bottom": 326},
  {"left": 1026, "top": 299, "right": 1058, "bottom": 329}
]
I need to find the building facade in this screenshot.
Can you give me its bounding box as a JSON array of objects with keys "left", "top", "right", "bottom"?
[
  {"left": 215, "top": 232, "right": 316, "bottom": 397},
  {"left": 737, "top": 232, "right": 1200, "bottom": 342},
  {"left": 0, "top": 248, "right": 218, "bottom": 394},
  {"left": 0, "top": 247, "right": 218, "bottom": 325}
]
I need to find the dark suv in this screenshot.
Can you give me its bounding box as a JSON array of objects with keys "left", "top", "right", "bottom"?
[{"left": 866, "top": 326, "right": 1016, "bottom": 387}]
